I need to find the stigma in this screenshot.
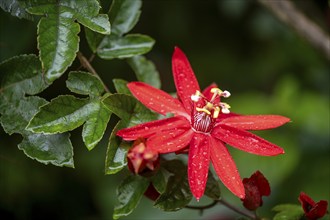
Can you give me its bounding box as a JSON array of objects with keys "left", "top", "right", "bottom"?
[{"left": 190, "top": 87, "right": 231, "bottom": 133}]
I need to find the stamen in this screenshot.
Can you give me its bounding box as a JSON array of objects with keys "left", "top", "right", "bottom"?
[
  {"left": 213, "top": 107, "right": 220, "bottom": 118},
  {"left": 220, "top": 102, "right": 231, "bottom": 114},
  {"left": 196, "top": 107, "right": 211, "bottom": 115},
  {"left": 221, "top": 90, "right": 231, "bottom": 98},
  {"left": 210, "top": 88, "right": 223, "bottom": 94},
  {"left": 191, "top": 90, "right": 202, "bottom": 102}
]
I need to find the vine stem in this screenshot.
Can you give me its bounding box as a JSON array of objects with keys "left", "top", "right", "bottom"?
[
  {"left": 76, "top": 51, "right": 110, "bottom": 93},
  {"left": 185, "top": 198, "right": 260, "bottom": 220}
]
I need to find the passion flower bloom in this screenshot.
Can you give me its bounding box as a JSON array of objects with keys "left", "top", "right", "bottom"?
[
  {"left": 299, "top": 192, "right": 328, "bottom": 220},
  {"left": 117, "top": 47, "right": 290, "bottom": 200},
  {"left": 241, "top": 170, "right": 271, "bottom": 210}
]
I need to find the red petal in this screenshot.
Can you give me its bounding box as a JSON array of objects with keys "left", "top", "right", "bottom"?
[
  {"left": 212, "top": 124, "right": 285, "bottom": 156},
  {"left": 202, "top": 83, "right": 219, "bottom": 102},
  {"left": 220, "top": 115, "right": 290, "bottom": 130},
  {"left": 147, "top": 128, "right": 193, "bottom": 153},
  {"left": 128, "top": 82, "right": 188, "bottom": 117},
  {"left": 188, "top": 133, "right": 210, "bottom": 201},
  {"left": 209, "top": 137, "right": 245, "bottom": 199},
  {"left": 172, "top": 47, "right": 200, "bottom": 113},
  {"left": 117, "top": 116, "right": 190, "bottom": 140}
]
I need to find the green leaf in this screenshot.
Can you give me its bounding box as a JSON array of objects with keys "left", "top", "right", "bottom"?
[
  {"left": 19, "top": 132, "right": 74, "bottom": 168},
  {"left": 0, "top": 55, "right": 74, "bottom": 167},
  {"left": 127, "top": 55, "right": 161, "bottom": 89},
  {"left": 105, "top": 120, "right": 130, "bottom": 175},
  {"left": 109, "top": 0, "right": 142, "bottom": 36},
  {"left": 205, "top": 171, "right": 221, "bottom": 200},
  {"left": 102, "top": 93, "right": 157, "bottom": 127},
  {"left": 82, "top": 101, "right": 111, "bottom": 150},
  {"left": 27, "top": 0, "right": 110, "bottom": 82},
  {"left": 0, "top": 0, "right": 34, "bottom": 20},
  {"left": 154, "top": 160, "right": 192, "bottom": 211},
  {"left": 113, "top": 175, "right": 149, "bottom": 219},
  {"left": 272, "top": 204, "right": 304, "bottom": 220},
  {"left": 151, "top": 168, "right": 167, "bottom": 194},
  {"left": 66, "top": 71, "right": 104, "bottom": 96},
  {"left": 113, "top": 79, "right": 131, "bottom": 94},
  {"left": 26, "top": 95, "right": 111, "bottom": 150},
  {"left": 0, "top": 54, "right": 49, "bottom": 100},
  {"left": 97, "top": 34, "right": 155, "bottom": 60},
  {"left": 85, "top": 28, "right": 106, "bottom": 53},
  {"left": 26, "top": 95, "right": 91, "bottom": 133}
]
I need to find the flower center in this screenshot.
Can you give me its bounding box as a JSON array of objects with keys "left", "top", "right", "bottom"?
[{"left": 190, "top": 88, "right": 231, "bottom": 133}]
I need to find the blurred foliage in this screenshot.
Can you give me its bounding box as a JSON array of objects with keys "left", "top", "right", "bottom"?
[{"left": 0, "top": 0, "right": 329, "bottom": 219}]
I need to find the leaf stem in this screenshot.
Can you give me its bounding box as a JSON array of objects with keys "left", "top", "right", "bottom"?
[
  {"left": 76, "top": 51, "right": 110, "bottom": 93},
  {"left": 185, "top": 198, "right": 260, "bottom": 220}
]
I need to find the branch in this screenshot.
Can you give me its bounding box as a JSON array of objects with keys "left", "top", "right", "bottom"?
[
  {"left": 76, "top": 52, "right": 110, "bottom": 93},
  {"left": 259, "top": 0, "right": 330, "bottom": 59}
]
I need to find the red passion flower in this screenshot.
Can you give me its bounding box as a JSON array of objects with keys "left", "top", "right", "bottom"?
[
  {"left": 117, "top": 47, "right": 290, "bottom": 200},
  {"left": 299, "top": 192, "right": 328, "bottom": 220}
]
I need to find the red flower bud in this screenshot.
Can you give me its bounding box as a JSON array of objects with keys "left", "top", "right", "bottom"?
[
  {"left": 241, "top": 170, "right": 271, "bottom": 211},
  {"left": 127, "top": 138, "right": 159, "bottom": 175},
  {"left": 298, "top": 192, "right": 328, "bottom": 220},
  {"left": 144, "top": 183, "right": 160, "bottom": 201}
]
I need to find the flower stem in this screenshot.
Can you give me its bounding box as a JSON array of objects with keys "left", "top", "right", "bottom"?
[
  {"left": 218, "top": 198, "right": 259, "bottom": 220},
  {"left": 76, "top": 51, "right": 110, "bottom": 93}
]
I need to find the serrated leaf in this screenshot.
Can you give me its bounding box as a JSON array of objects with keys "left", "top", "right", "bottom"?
[
  {"left": 19, "top": 132, "right": 74, "bottom": 167},
  {"left": 272, "top": 204, "right": 304, "bottom": 220},
  {"left": 113, "top": 175, "right": 149, "bottom": 219},
  {"left": 97, "top": 34, "right": 155, "bottom": 60},
  {"left": 26, "top": 95, "right": 91, "bottom": 133},
  {"left": 102, "top": 93, "right": 157, "bottom": 127},
  {"left": 105, "top": 120, "right": 130, "bottom": 174},
  {"left": 0, "top": 54, "right": 49, "bottom": 100},
  {"left": 127, "top": 55, "right": 161, "bottom": 89},
  {"left": 82, "top": 101, "right": 111, "bottom": 150},
  {"left": 0, "top": 0, "right": 34, "bottom": 20},
  {"left": 205, "top": 171, "right": 221, "bottom": 200},
  {"left": 0, "top": 55, "right": 74, "bottom": 167},
  {"left": 113, "top": 79, "right": 131, "bottom": 94},
  {"left": 27, "top": 0, "right": 110, "bottom": 82},
  {"left": 66, "top": 71, "right": 104, "bottom": 96},
  {"left": 154, "top": 160, "right": 192, "bottom": 211},
  {"left": 109, "top": 0, "right": 142, "bottom": 36}
]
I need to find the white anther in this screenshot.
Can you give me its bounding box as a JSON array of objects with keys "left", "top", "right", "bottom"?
[
  {"left": 191, "top": 94, "right": 200, "bottom": 102},
  {"left": 221, "top": 90, "right": 231, "bottom": 98}
]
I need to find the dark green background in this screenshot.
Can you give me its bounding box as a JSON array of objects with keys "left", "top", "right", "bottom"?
[{"left": 1, "top": 0, "right": 329, "bottom": 219}]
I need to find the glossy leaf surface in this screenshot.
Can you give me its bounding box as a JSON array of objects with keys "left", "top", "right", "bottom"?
[
  {"left": 113, "top": 175, "right": 149, "bottom": 219},
  {"left": 97, "top": 34, "right": 155, "bottom": 60},
  {"left": 127, "top": 55, "right": 161, "bottom": 89},
  {"left": 66, "top": 71, "right": 104, "bottom": 96},
  {"left": 272, "top": 204, "right": 304, "bottom": 220},
  {"left": 154, "top": 160, "right": 192, "bottom": 211},
  {"left": 0, "top": 55, "right": 74, "bottom": 167},
  {"left": 27, "top": 0, "right": 110, "bottom": 82}
]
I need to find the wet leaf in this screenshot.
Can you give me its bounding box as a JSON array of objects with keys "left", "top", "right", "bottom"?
[
  {"left": 105, "top": 120, "right": 130, "bottom": 174},
  {"left": 154, "top": 160, "right": 192, "bottom": 211},
  {"left": 0, "top": 0, "right": 35, "bottom": 20},
  {"left": 109, "top": 0, "right": 142, "bottom": 36},
  {"left": 66, "top": 71, "right": 104, "bottom": 96},
  {"left": 113, "top": 175, "right": 149, "bottom": 219},
  {"left": 127, "top": 55, "right": 161, "bottom": 89},
  {"left": 97, "top": 34, "right": 155, "bottom": 60},
  {"left": 27, "top": 0, "right": 110, "bottom": 82},
  {"left": 0, "top": 55, "right": 73, "bottom": 167},
  {"left": 102, "top": 93, "right": 157, "bottom": 127}
]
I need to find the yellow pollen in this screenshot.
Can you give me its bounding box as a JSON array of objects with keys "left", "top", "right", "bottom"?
[
  {"left": 206, "top": 102, "right": 213, "bottom": 109},
  {"left": 196, "top": 107, "right": 211, "bottom": 115},
  {"left": 210, "top": 88, "right": 223, "bottom": 94}
]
